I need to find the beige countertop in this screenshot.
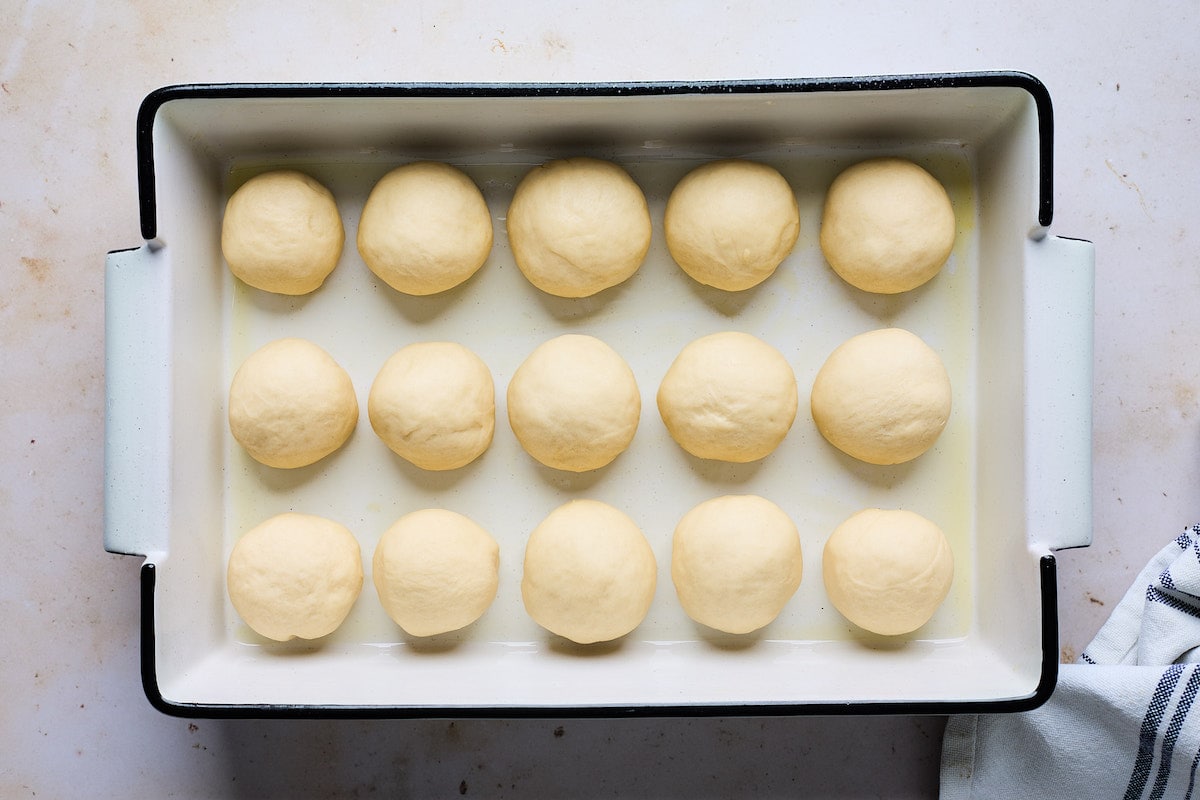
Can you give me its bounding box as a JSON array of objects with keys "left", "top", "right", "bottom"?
[{"left": 3, "top": 1, "right": 1198, "bottom": 796}]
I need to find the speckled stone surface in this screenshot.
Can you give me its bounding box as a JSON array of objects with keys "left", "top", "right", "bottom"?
[{"left": 3, "top": 2, "right": 1199, "bottom": 796}]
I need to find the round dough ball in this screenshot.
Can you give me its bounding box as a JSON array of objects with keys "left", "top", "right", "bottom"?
[
  {"left": 820, "top": 157, "right": 956, "bottom": 294},
  {"left": 506, "top": 157, "right": 652, "bottom": 298},
  {"left": 657, "top": 331, "right": 798, "bottom": 463},
  {"left": 671, "top": 495, "right": 803, "bottom": 634},
  {"left": 372, "top": 509, "right": 500, "bottom": 637},
  {"left": 368, "top": 342, "right": 494, "bottom": 471},
  {"left": 810, "top": 328, "right": 951, "bottom": 465},
  {"left": 521, "top": 499, "right": 657, "bottom": 644},
  {"left": 357, "top": 161, "right": 493, "bottom": 295},
  {"left": 664, "top": 159, "right": 799, "bottom": 291},
  {"left": 823, "top": 508, "right": 954, "bottom": 636},
  {"left": 227, "top": 512, "right": 363, "bottom": 641},
  {"left": 221, "top": 169, "right": 344, "bottom": 295},
  {"left": 228, "top": 338, "right": 359, "bottom": 469},
  {"left": 507, "top": 334, "right": 641, "bottom": 472}
]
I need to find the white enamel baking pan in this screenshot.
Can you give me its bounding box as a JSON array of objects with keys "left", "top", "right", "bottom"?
[{"left": 104, "top": 73, "right": 1094, "bottom": 717}]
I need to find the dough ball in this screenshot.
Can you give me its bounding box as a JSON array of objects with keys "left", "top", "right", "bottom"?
[
  {"left": 228, "top": 338, "right": 358, "bottom": 469},
  {"left": 664, "top": 159, "right": 799, "bottom": 291},
  {"left": 810, "top": 328, "right": 951, "bottom": 465},
  {"left": 368, "top": 342, "right": 494, "bottom": 471},
  {"left": 372, "top": 509, "right": 500, "bottom": 637},
  {"left": 521, "top": 499, "right": 657, "bottom": 644},
  {"left": 221, "top": 169, "right": 344, "bottom": 295},
  {"left": 822, "top": 508, "right": 954, "bottom": 636},
  {"left": 506, "top": 157, "right": 652, "bottom": 297},
  {"left": 357, "top": 161, "right": 493, "bottom": 295},
  {"left": 227, "top": 512, "right": 363, "bottom": 641},
  {"left": 657, "top": 331, "right": 798, "bottom": 463},
  {"left": 507, "top": 334, "right": 641, "bottom": 472},
  {"left": 671, "top": 495, "right": 803, "bottom": 634},
  {"left": 820, "top": 157, "right": 956, "bottom": 294}
]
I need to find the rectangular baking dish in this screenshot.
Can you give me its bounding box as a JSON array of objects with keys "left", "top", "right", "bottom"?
[{"left": 104, "top": 72, "right": 1094, "bottom": 717}]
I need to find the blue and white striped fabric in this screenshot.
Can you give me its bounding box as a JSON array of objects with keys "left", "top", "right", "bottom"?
[{"left": 941, "top": 526, "right": 1200, "bottom": 800}]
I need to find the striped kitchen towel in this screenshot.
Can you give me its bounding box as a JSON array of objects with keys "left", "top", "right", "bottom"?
[{"left": 941, "top": 525, "right": 1200, "bottom": 800}]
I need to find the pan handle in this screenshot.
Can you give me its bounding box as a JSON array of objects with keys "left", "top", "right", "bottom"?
[
  {"left": 104, "top": 243, "right": 171, "bottom": 559},
  {"left": 1024, "top": 234, "right": 1095, "bottom": 552}
]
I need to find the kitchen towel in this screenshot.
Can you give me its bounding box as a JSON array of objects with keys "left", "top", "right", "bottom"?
[{"left": 941, "top": 525, "right": 1200, "bottom": 800}]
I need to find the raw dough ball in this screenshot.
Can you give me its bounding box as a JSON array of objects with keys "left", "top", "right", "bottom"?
[
  {"left": 228, "top": 338, "right": 358, "bottom": 469},
  {"left": 671, "top": 495, "right": 803, "bottom": 634},
  {"left": 820, "top": 157, "right": 956, "bottom": 294},
  {"left": 810, "top": 328, "right": 951, "bottom": 465},
  {"left": 823, "top": 508, "right": 954, "bottom": 636},
  {"left": 506, "top": 157, "right": 652, "bottom": 297},
  {"left": 372, "top": 509, "right": 500, "bottom": 637},
  {"left": 657, "top": 331, "right": 798, "bottom": 463},
  {"left": 368, "top": 342, "right": 495, "bottom": 471},
  {"left": 521, "top": 499, "right": 657, "bottom": 644},
  {"left": 221, "top": 169, "right": 344, "bottom": 295},
  {"left": 664, "top": 159, "right": 799, "bottom": 291},
  {"left": 507, "top": 334, "right": 641, "bottom": 472},
  {"left": 227, "top": 512, "right": 363, "bottom": 641},
  {"left": 357, "top": 161, "right": 493, "bottom": 295}
]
